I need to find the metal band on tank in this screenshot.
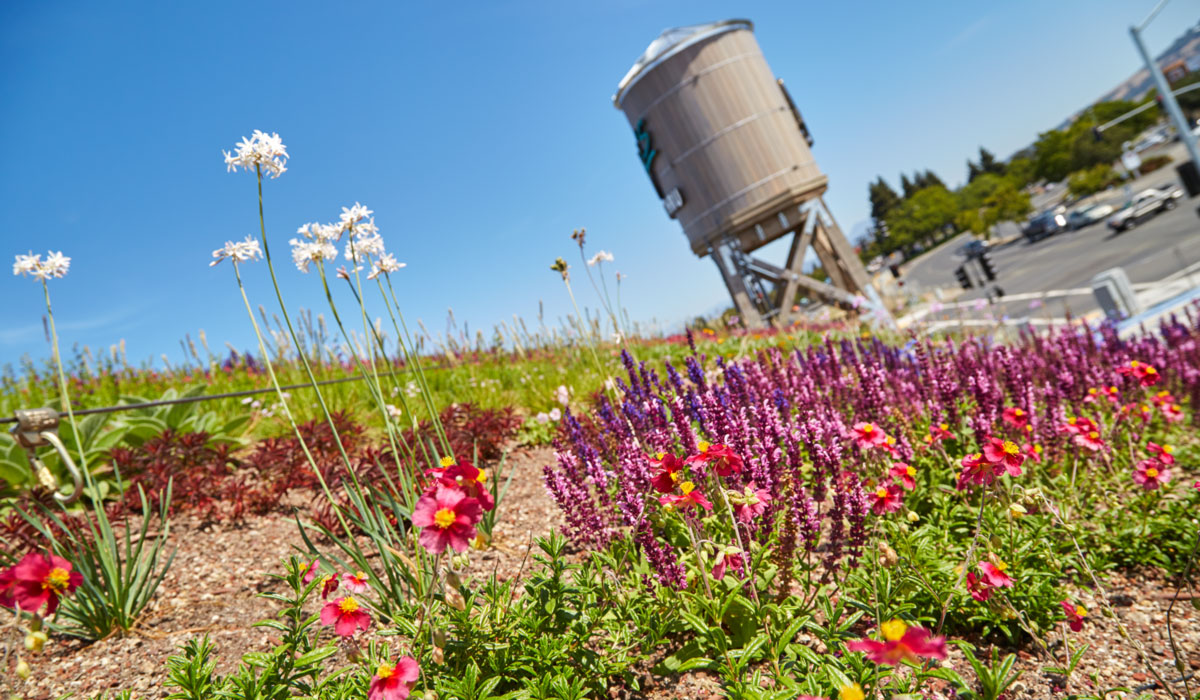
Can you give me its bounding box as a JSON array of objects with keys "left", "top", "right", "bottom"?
[
  {"left": 613, "top": 20, "right": 754, "bottom": 107},
  {"left": 669, "top": 107, "right": 789, "bottom": 167},
  {"left": 680, "top": 163, "right": 814, "bottom": 232},
  {"left": 629, "top": 51, "right": 760, "bottom": 124}
]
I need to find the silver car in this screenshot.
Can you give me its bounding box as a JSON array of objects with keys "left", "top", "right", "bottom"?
[{"left": 1107, "top": 187, "right": 1182, "bottom": 232}]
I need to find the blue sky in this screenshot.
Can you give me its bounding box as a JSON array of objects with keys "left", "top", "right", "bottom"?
[{"left": 1, "top": 1, "right": 1196, "bottom": 367}]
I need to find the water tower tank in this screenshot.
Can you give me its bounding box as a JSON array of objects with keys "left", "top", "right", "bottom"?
[{"left": 614, "top": 19, "right": 828, "bottom": 256}]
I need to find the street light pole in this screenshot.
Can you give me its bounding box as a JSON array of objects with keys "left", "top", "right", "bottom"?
[{"left": 1129, "top": 19, "right": 1200, "bottom": 177}]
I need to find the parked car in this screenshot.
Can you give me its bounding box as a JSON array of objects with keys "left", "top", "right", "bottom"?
[
  {"left": 1067, "top": 202, "right": 1115, "bottom": 230},
  {"left": 1023, "top": 210, "right": 1066, "bottom": 242},
  {"left": 1106, "top": 186, "right": 1183, "bottom": 232},
  {"left": 956, "top": 239, "right": 987, "bottom": 258}
]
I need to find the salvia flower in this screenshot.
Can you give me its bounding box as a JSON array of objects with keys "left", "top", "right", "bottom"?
[
  {"left": 850, "top": 421, "right": 889, "bottom": 450},
  {"left": 320, "top": 595, "right": 371, "bottom": 636},
  {"left": 341, "top": 571, "right": 369, "bottom": 594},
  {"left": 1146, "top": 442, "right": 1175, "bottom": 466},
  {"left": 889, "top": 462, "right": 917, "bottom": 490},
  {"left": 1133, "top": 459, "right": 1171, "bottom": 490},
  {"left": 369, "top": 656, "right": 420, "bottom": 700},
  {"left": 1061, "top": 600, "right": 1087, "bottom": 632},
  {"left": 210, "top": 236, "right": 262, "bottom": 267},
  {"left": 979, "top": 559, "right": 1014, "bottom": 588},
  {"left": 0, "top": 553, "right": 82, "bottom": 614},
  {"left": 223, "top": 130, "right": 288, "bottom": 178},
  {"left": 846, "top": 619, "right": 947, "bottom": 665},
  {"left": 685, "top": 441, "right": 744, "bottom": 477},
  {"left": 12, "top": 251, "right": 71, "bottom": 280},
  {"left": 412, "top": 485, "right": 482, "bottom": 553},
  {"left": 587, "top": 250, "right": 614, "bottom": 266}
]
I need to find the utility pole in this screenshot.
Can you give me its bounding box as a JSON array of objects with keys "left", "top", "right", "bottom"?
[{"left": 1130, "top": 3, "right": 1200, "bottom": 180}]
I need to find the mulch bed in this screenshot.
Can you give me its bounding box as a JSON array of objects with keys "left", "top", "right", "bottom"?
[{"left": 12, "top": 444, "right": 1200, "bottom": 699}]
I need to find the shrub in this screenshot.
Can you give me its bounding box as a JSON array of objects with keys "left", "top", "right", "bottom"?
[{"left": 1137, "top": 153, "right": 1172, "bottom": 175}]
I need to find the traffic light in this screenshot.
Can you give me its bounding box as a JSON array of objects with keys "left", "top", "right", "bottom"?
[
  {"left": 1092, "top": 127, "right": 1103, "bottom": 143},
  {"left": 955, "top": 265, "right": 973, "bottom": 289},
  {"left": 978, "top": 252, "right": 996, "bottom": 281},
  {"left": 888, "top": 263, "right": 901, "bottom": 279},
  {"left": 1155, "top": 94, "right": 1165, "bottom": 116}
]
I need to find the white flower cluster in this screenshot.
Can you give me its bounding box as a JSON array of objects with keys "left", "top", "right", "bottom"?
[
  {"left": 345, "top": 230, "right": 385, "bottom": 264},
  {"left": 587, "top": 250, "right": 614, "bottom": 266},
  {"left": 368, "top": 252, "right": 406, "bottom": 280},
  {"left": 223, "top": 130, "right": 289, "bottom": 178},
  {"left": 13, "top": 251, "right": 71, "bottom": 280},
  {"left": 209, "top": 236, "right": 262, "bottom": 267}
]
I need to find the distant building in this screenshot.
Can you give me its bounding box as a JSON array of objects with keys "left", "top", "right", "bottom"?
[{"left": 1164, "top": 59, "right": 1189, "bottom": 84}]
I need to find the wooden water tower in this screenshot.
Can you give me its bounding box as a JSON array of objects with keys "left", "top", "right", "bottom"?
[{"left": 614, "top": 19, "right": 887, "bottom": 327}]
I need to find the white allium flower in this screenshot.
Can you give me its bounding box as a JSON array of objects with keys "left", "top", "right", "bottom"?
[
  {"left": 548, "top": 408, "right": 562, "bottom": 421},
  {"left": 345, "top": 232, "right": 385, "bottom": 263},
  {"left": 587, "top": 250, "right": 614, "bottom": 266},
  {"left": 296, "top": 221, "right": 339, "bottom": 243},
  {"left": 289, "top": 238, "right": 337, "bottom": 273},
  {"left": 555, "top": 384, "right": 570, "bottom": 406},
  {"left": 535, "top": 412, "right": 549, "bottom": 424},
  {"left": 338, "top": 202, "right": 373, "bottom": 233},
  {"left": 223, "top": 130, "right": 289, "bottom": 178},
  {"left": 368, "top": 252, "right": 406, "bottom": 280},
  {"left": 210, "top": 235, "right": 263, "bottom": 267},
  {"left": 385, "top": 404, "right": 402, "bottom": 419},
  {"left": 13, "top": 251, "right": 70, "bottom": 280}
]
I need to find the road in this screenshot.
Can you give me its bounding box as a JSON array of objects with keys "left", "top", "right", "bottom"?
[{"left": 902, "top": 170, "right": 1200, "bottom": 322}]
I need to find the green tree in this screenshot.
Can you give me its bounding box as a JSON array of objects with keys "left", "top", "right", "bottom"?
[
  {"left": 884, "top": 185, "right": 958, "bottom": 252},
  {"left": 955, "top": 175, "right": 1031, "bottom": 237}
]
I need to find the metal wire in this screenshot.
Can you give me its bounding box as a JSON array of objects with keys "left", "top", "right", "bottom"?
[{"left": 0, "top": 369, "right": 425, "bottom": 425}]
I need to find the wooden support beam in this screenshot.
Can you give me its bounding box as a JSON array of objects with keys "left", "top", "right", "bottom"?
[
  {"left": 775, "top": 227, "right": 813, "bottom": 322},
  {"left": 709, "top": 245, "right": 764, "bottom": 328}
]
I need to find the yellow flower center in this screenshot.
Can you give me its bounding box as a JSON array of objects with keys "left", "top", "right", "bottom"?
[
  {"left": 1034, "top": 445, "right": 1043, "bottom": 454},
  {"left": 862, "top": 424, "right": 874, "bottom": 433},
  {"left": 439, "top": 456, "right": 455, "bottom": 468},
  {"left": 434, "top": 508, "right": 457, "bottom": 529},
  {"left": 1145, "top": 366, "right": 1157, "bottom": 374},
  {"left": 476, "top": 469, "right": 488, "bottom": 483},
  {"left": 939, "top": 423, "right": 949, "bottom": 431},
  {"left": 697, "top": 440, "right": 711, "bottom": 452},
  {"left": 1003, "top": 441, "right": 1019, "bottom": 455},
  {"left": 1146, "top": 467, "right": 1159, "bottom": 478},
  {"left": 1088, "top": 431, "right": 1098, "bottom": 440},
  {"left": 840, "top": 683, "right": 865, "bottom": 700},
  {"left": 875, "top": 487, "right": 889, "bottom": 499},
  {"left": 376, "top": 663, "right": 395, "bottom": 679},
  {"left": 339, "top": 596, "right": 360, "bottom": 613},
  {"left": 880, "top": 619, "right": 907, "bottom": 641},
  {"left": 1076, "top": 605, "right": 1087, "bottom": 617},
  {"left": 355, "top": 571, "right": 366, "bottom": 580},
  {"left": 1088, "top": 388, "right": 1098, "bottom": 395},
  {"left": 994, "top": 560, "right": 1008, "bottom": 572},
  {"left": 43, "top": 567, "right": 70, "bottom": 593},
  {"left": 1142, "top": 404, "right": 1152, "bottom": 413},
  {"left": 655, "top": 451, "right": 665, "bottom": 461},
  {"left": 1108, "top": 385, "right": 1117, "bottom": 393},
  {"left": 1068, "top": 417, "right": 1077, "bottom": 425},
  {"left": 1130, "top": 360, "right": 1140, "bottom": 368},
  {"left": 886, "top": 436, "right": 896, "bottom": 446},
  {"left": 670, "top": 471, "right": 681, "bottom": 483},
  {"left": 1163, "top": 445, "right": 1174, "bottom": 454},
  {"left": 1014, "top": 408, "right": 1024, "bottom": 417},
  {"left": 906, "top": 466, "right": 916, "bottom": 477},
  {"left": 680, "top": 481, "right": 695, "bottom": 495}
]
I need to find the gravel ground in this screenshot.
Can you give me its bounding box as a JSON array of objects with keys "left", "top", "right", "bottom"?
[{"left": 8, "top": 444, "right": 1199, "bottom": 699}]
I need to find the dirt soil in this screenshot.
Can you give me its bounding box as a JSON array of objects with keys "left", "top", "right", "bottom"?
[{"left": 10, "top": 444, "right": 1200, "bottom": 699}]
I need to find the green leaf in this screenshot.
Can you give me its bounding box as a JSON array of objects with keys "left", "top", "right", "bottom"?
[{"left": 293, "top": 646, "right": 337, "bottom": 667}]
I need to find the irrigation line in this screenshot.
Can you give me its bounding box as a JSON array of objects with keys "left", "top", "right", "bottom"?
[{"left": 0, "top": 363, "right": 446, "bottom": 426}]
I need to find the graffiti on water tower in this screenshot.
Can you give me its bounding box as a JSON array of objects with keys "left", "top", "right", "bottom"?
[{"left": 633, "top": 119, "right": 684, "bottom": 218}]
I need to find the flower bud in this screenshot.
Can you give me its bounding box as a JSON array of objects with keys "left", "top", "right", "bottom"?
[
  {"left": 431, "top": 645, "right": 445, "bottom": 665},
  {"left": 906, "top": 511, "right": 919, "bottom": 523},
  {"left": 450, "top": 552, "right": 470, "bottom": 570},
  {"left": 445, "top": 570, "right": 462, "bottom": 589},
  {"left": 16, "top": 659, "right": 31, "bottom": 679},
  {"left": 877, "top": 541, "right": 898, "bottom": 568},
  {"left": 432, "top": 628, "right": 447, "bottom": 648},
  {"left": 445, "top": 587, "right": 466, "bottom": 611},
  {"left": 470, "top": 532, "right": 490, "bottom": 551},
  {"left": 24, "top": 631, "right": 48, "bottom": 653}
]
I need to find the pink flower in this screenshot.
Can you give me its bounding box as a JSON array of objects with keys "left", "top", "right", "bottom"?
[
  {"left": 1162, "top": 403, "right": 1184, "bottom": 423},
  {"left": 851, "top": 422, "right": 889, "bottom": 450},
  {"left": 320, "top": 596, "right": 371, "bottom": 636},
  {"left": 979, "top": 560, "right": 1014, "bottom": 588},
  {"left": 686, "top": 441, "right": 744, "bottom": 477},
  {"left": 300, "top": 558, "right": 320, "bottom": 585},
  {"left": 1133, "top": 460, "right": 1171, "bottom": 490},
  {"left": 0, "top": 552, "right": 83, "bottom": 615},
  {"left": 341, "top": 571, "right": 370, "bottom": 594},
  {"left": 957, "top": 452, "right": 996, "bottom": 491},
  {"left": 369, "top": 656, "right": 420, "bottom": 700},
  {"left": 1002, "top": 407, "right": 1029, "bottom": 430},
  {"left": 320, "top": 574, "right": 339, "bottom": 599},
  {"left": 965, "top": 571, "right": 992, "bottom": 601},
  {"left": 847, "top": 619, "right": 947, "bottom": 665},
  {"left": 1022, "top": 443, "right": 1042, "bottom": 463},
  {"left": 659, "top": 481, "right": 712, "bottom": 511},
  {"left": 1116, "top": 360, "right": 1159, "bottom": 386},
  {"left": 730, "top": 483, "right": 771, "bottom": 522},
  {"left": 926, "top": 422, "right": 953, "bottom": 445},
  {"left": 1061, "top": 600, "right": 1087, "bottom": 632},
  {"left": 711, "top": 549, "right": 745, "bottom": 581},
  {"left": 869, "top": 484, "right": 904, "bottom": 515},
  {"left": 1073, "top": 428, "right": 1105, "bottom": 452},
  {"left": 426, "top": 458, "right": 494, "bottom": 511},
  {"left": 982, "top": 437, "right": 1024, "bottom": 476},
  {"left": 1146, "top": 442, "right": 1175, "bottom": 466},
  {"left": 649, "top": 452, "right": 687, "bottom": 494},
  {"left": 411, "top": 485, "right": 482, "bottom": 554},
  {"left": 889, "top": 462, "right": 917, "bottom": 491}
]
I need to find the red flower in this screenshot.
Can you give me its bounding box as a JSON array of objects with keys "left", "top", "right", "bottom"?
[
  {"left": 979, "top": 560, "right": 1014, "bottom": 588},
  {"left": 1133, "top": 460, "right": 1171, "bottom": 490},
  {"left": 320, "top": 596, "right": 371, "bottom": 636},
  {"left": 341, "top": 571, "right": 369, "bottom": 594},
  {"left": 957, "top": 452, "right": 995, "bottom": 491},
  {"left": 851, "top": 422, "right": 889, "bottom": 450},
  {"left": 1002, "top": 407, "right": 1028, "bottom": 429},
  {"left": 711, "top": 548, "right": 745, "bottom": 581},
  {"left": 1022, "top": 443, "right": 1042, "bottom": 463},
  {"left": 649, "top": 451, "right": 687, "bottom": 494},
  {"left": 926, "top": 422, "right": 953, "bottom": 445},
  {"left": 1146, "top": 442, "right": 1175, "bottom": 466},
  {"left": 427, "top": 457, "right": 494, "bottom": 511},
  {"left": 685, "top": 441, "right": 744, "bottom": 477},
  {"left": 659, "top": 481, "right": 712, "bottom": 511},
  {"left": 411, "top": 485, "right": 482, "bottom": 554},
  {"left": 320, "top": 574, "right": 340, "bottom": 599},
  {"left": 1117, "top": 360, "right": 1159, "bottom": 386},
  {"left": 1162, "top": 403, "right": 1184, "bottom": 423},
  {"left": 890, "top": 462, "right": 917, "bottom": 491},
  {"left": 1061, "top": 600, "right": 1087, "bottom": 632},
  {"left": 1073, "top": 428, "right": 1105, "bottom": 452},
  {"left": 729, "top": 483, "right": 771, "bottom": 522},
  {"left": 847, "top": 619, "right": 947, "bottom": 665},
  {"left": 1151, "top": 390, "right": 1176, "bottom": 407},
  {"left": 965, "top": 572, "right": 992, "bottom": 601},
  {"left": 1059, "top": 415, "right": 1094, "bottom": 436},
  {"left": 869, "top": 484, "right": 904, "bottom": 515},
  {"left": 369, "top": 656, "right": 420, "bottom": 700},
  {"left": 982, "top": 437, "right": 1024, "bottom": 476},
  {"left": 300, "top": 558, "right": 320, "bottom": 585},
  {"left": 0, "top": 553, "right": 83, "bottom": 615}
]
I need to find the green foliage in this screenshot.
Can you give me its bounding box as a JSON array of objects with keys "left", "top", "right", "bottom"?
[
  {"left": 883, "top": 185, "right": 959, "bottom": 253},
  {"left": 955, "top": 174, "right": 1033, "bottom": 237},
  {"left": 1033, "top": 99, "right": 1157, "bottom": 183},
  {"left": 928, "top": 642, "right": 1022, "bottom": 700},
  {"left": 1067, "top": 163, "right": 1123, "bottom": 197}
]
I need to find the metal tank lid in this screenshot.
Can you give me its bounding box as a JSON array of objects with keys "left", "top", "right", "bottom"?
[{"left": 613, "top": 19, "right": 753, "bottom": 108}]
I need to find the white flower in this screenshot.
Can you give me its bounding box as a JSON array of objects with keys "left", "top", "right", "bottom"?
[
  {"left": 222, "top": 130, "right": 289, "bottom": 178},
  {"left": 210, "top": 235, "right": 262, "bottom": 266},
  {"left": 345, "top": 232, "right": 385, "bottom": 263},
  {"left": 548, "top": 408, "right": 562, "bottom": 421},
  {"left": 368, "top": 252, "right": 406, "bottom": 280},
  {"left": 289, "top": 238, "right": 338, "bottom": 273},
  {"left": 555, "top": 384, "right": 570, "bottom": 407},
  {"left": 339, "top": 202, "right": 373, "bottom": 233},
  {"left": 296, "top": 221, "right": 339, "bottom": 243},
  {"left": 587, "top": 250, "right": 614, "bottom": 266},
  {"left": 13, "top": 251, "right": 70, "bottom": 280},
  {"left": 385, "top": 404, "right": 402, "bottom": 419},
  {"left": 536, "top": 412, "right": 549, "bottom": 424}
]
